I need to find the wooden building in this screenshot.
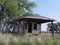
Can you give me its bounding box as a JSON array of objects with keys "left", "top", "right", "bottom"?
[{"left": 0, "top": 14, "right": 55, "bottom": 36}]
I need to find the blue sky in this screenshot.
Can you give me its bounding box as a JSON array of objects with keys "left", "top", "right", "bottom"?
[{"left": 29, "top": 0, "right": 60, "bottom": 31}]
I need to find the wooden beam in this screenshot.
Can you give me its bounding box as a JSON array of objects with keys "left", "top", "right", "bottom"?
[{"left": 51, "top": 21, "right": 54, "bottom": 37}]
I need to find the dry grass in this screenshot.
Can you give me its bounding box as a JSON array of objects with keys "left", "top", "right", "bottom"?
[{"left": 0, "top": 32, "right": 60, "bottom": 45}]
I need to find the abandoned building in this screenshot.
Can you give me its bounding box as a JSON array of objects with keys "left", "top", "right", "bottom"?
[{"left": 0, "top": 14, "right": 54, "bottom": 36}]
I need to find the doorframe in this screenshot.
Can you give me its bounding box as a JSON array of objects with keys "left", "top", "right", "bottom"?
[{"left": 28, "top": 22, "right": 32, "bottom": 33}]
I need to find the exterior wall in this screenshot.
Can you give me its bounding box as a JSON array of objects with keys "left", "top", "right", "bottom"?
[
  {"left": 32, "top": 23, "right": 38, "bottom": 34},
  {"left": 19, "top": 21, "right": 24, "bottom": 34},
  {"left": 0, "top": 19, "right": 24, "bottom": 35},
  {"left": 0, "top": 18, "right": 41, "bottom": 35},
  {"left": 13, "top": 24, "right": 18, "bottom": 33},
  {"left": 32, "top": 22, "right": 41, "bottom": 34},
  {"left": 24, "top": 23, "right": 28, "bottom": 33},
  {"left": 37, "top": 24, "right": 41, "bottom": 33},
  {"left": 0, "top": 19, "right": 2, "bottom": 31}
]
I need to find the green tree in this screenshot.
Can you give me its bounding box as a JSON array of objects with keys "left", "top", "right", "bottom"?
[
  {"left": 0, "top": 0, "right": 36, "bottom": 19},
  {"left": 0, "top": 0, "right": 36, "bottom": 32},
  {"left": 47, "top": 22, "right": 59, "bottom": 32}
]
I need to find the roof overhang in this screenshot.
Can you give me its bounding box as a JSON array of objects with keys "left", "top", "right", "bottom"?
[
  {"left": 20, "top": 18, "right": 54, "bottom": 23},
  {"left": 7, "top": 14, "right": 55, "bottom": 24}
]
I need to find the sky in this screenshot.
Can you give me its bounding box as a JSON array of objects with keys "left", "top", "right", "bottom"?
[{"left": 29, "top": 0, "right": 60, "bottom": 31}]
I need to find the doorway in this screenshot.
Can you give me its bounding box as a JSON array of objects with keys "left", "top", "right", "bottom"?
[{"left": 28, "top": 23, "right": 32, "bottom": 33}]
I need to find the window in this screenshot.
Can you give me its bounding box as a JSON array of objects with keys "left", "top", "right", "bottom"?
[{"left": 34, "top": 24, "right": 37, "bottom": 30}]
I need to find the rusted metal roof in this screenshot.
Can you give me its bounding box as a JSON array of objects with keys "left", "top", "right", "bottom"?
[
  {"left": 7, "top": 14, "right": 55, "bottom": 23},
  {"left": 22, "top": 14, "right": 54, "bottom": 21}
]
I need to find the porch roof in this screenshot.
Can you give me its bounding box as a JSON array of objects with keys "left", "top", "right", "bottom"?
[
  {"left": 22, "top": 14, "right": 54, "bottom": 20},
  {"left": 20, "top": 14, "right": 55, "bottom": 23},
  {"left": 8, "top": 14, "right": 55, "bottom": 23}
]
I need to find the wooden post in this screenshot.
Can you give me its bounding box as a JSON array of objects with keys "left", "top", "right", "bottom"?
[
  {"left": 40, "top": 24, "right": 41, "bottom": 33},
  {"left": 23, "top": 21, "right": 25, "bottom": 34},
  {"left": 19, "top": 21, "right": 24, "bottom": 35},
  {"left": 18, "top": 22, "right": 20, "bottom": 34},
  {"left": 51, "top": 21, "right": 54, "bottom": 37}
]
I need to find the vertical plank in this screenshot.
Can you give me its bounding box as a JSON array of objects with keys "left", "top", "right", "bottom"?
[
  {"left": 19, "top": 21, "right": 24, "bottom": 35},
  {"left": 23, "top": 21, "right": 25, "bottom": 34},
  {"left": 18, "top": 22, "right": 19, "bottom": 34},
  {"left": 37, "top": 24, "right": 41, "bottom": 34}
]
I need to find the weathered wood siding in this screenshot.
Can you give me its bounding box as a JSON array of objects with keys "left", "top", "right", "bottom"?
[
  {"left": 13, "top": 24, "right": 18, "bottom": 33},
  {"left": 0, "top": 19, "right": 2, "bottom": 30},
  {"left": 37, "top": 24, "right": 41, "bottom": 33},
  {"left": 32, "top": 23, "right": 41, "bottom": 34},
  {"left": 24, "top": 22, "right": 28, "bottom": 33},
  {"left": 0, "top": 19, "right": 41, "bottom": 35},
  {"left": 19, "top": 21, "right": 24, "bottom": 34}
]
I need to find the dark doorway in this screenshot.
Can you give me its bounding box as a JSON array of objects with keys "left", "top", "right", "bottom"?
[{"left": 28, "top": 23, "right": 32, "bottom": 33}]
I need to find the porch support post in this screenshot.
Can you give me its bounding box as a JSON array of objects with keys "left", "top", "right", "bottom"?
[
  {"left": 18, "top": 22, "right": 20, "bottom": 34},
  {"left": 40, "top": 24, "right": 41, "bottom": 33},
  {"left": 23, "top": 21, "right": 25, "bottom": 34},
  {"left": 51, "top": 21, "right": 54, "bottom": 37}
]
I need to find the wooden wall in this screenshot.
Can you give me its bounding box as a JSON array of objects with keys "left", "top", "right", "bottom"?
[
  {"left": 0, "top": 19, "right": 41, "bottom": 35},
  {"left": 19, "top": 21, "right": 24, "bottom": 34},
  {"left": 37, "top": 24, "right": 41, "bottom": 33},
  {"left": 32, "top": 23, "right": 41, "bottom": 34}
]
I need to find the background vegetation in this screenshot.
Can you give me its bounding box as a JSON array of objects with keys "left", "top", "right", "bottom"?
[
  {"left": 0, "top": 0, "right": 36, "bottom": 18},
  {"left": 47, "top": 22, "right": 60, "bottom": 33}
]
